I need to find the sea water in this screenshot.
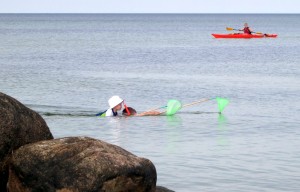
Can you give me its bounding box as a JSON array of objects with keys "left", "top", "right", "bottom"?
[{"left": 0, "top": 14, "right": 299, "bottom": 191}]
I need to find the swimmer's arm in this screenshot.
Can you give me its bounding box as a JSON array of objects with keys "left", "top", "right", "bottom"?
[{"left": 136, "top": 111, "right": 162, "bottom": 116}]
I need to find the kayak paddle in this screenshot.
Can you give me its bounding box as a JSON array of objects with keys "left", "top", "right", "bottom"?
[
  {"left": 226, "top": 27, "right": 241, "bottom": 31},
  {"left": 226, "top": 27, "right": 262, "bottom": 34}
]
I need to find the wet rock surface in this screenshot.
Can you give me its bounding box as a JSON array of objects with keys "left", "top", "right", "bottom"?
[
  {"left": 0, "top": 92, "right": 53, "bottom": 190},
  {"left": 8, "top": 137, "right": 157, "bottom": 192}
]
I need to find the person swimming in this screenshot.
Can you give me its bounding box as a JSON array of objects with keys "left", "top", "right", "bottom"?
[{"left": 96, "top": 96, "right": 124, "bottom": 117}]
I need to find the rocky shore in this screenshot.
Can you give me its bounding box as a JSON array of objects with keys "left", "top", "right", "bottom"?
[{"left": 0, "top": 92, "right": 174, "bottom": 192}]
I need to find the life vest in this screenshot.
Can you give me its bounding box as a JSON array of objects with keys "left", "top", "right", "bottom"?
[{"left": 243, "top": 27, "right": 251, "bottom": 34}]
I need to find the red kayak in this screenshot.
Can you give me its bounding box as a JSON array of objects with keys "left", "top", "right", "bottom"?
[{"left": 212, "top": 33, "right": 277, "bottom": 38}]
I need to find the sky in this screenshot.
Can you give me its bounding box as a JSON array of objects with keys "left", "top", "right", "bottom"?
[{"left": 1, "top": 0, "right": 299, "bottom": 13}]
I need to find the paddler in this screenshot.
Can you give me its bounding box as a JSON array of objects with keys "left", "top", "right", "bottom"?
[{"left": 241, "top": 23, "right": 253, "bottom": 34}]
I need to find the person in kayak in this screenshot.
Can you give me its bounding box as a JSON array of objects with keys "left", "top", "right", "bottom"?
[
  {"left": 122, "top": 107, "right": 161, "bottom": 116},
  {"left": 241, "top": 23, "right": 253, "bottom": 34},
  {"left": 96, "top": 95, "right": 124, "bottom": 117}
]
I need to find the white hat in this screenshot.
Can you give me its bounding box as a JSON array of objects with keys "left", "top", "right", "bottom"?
[{"left": 108, "top": 96, "right": 123, "bottom": 108}]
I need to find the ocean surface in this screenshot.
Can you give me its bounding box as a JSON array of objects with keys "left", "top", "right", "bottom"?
[{"left": 0, "top": 14, "right": 299, "bottom": 191}]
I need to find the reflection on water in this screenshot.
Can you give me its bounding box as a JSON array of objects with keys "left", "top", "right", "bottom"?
[
  {"left": 106, "top": 117, "right": 124, "bottom": 146},
  {"left": 218, "top": 113, "right": 227, "bottom": 128},
  {"left": 165, "top": 115, "right": 182, "bottom": 153},
  {"left": 166, "top": 115, "right": 182, "bottom": 126},
  {"left": 217, "top": 113, "right": 229, "bottom": 146}
]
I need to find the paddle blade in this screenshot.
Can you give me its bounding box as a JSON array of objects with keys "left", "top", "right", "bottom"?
[
  {"left": 166, "top": 100, "right": 182, "bottom": 116},
  {"left": 226, "top": 27, "right": 234, "bottom": 31},
  {"left": 216, "top": 97, "right": 229, "bottom": 113}
]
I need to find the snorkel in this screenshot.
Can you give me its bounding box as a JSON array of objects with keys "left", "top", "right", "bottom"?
[{"left": 123, "top": 101, "right": 131, "bottom": 116}]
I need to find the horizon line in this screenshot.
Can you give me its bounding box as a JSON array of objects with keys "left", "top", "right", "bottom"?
[{"left": 0, "top": 12, "right": 299, "bottom": 14}]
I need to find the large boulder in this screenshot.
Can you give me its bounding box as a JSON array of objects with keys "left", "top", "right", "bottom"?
[
  {"left": 8, "top": 137, "right": 157, "bottom": 192},
  {"left": 0, "top": 92, "right": 53, "bottom": 190}
]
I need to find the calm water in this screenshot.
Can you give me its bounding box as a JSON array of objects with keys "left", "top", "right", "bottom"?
[{"left": 1, "top": 14, "right": 299, "bottom": 191}]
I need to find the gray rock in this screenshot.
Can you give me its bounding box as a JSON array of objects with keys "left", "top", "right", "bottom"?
[
  {"left": 0, "top": 92, "right": 53, "bottom": 190},
  {"left": 8, "top": 137, "right": 157, "bottom": 192}
]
